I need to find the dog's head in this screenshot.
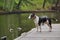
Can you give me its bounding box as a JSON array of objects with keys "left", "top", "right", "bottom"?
[{"left": 28, "top": 13, "right": 36, "bottom": 19}]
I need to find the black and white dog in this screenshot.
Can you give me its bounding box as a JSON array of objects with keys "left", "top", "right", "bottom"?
[{"left": 28, "top": 13, "right": 57, "bottom": 32}]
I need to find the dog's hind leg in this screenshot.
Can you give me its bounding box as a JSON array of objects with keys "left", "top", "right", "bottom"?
[
  {"left": 47, "top": 21, "right": 52, "bottom": 32},
  {"left": 46, "top": 19, "right": 52, "bottom": 32},
  {"left": 49, "top": 20, "right": 52, "bottom": 32},
  {"left": 47, "top": 24, "right": 52, "bottom": 32}
]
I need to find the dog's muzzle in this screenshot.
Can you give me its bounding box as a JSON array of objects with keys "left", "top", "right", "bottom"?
[{"left": 28, "top": 16, "right": 31, "bottom": 19}]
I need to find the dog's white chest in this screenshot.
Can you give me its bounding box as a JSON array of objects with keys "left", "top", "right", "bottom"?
[{"left": 33, "top": 16, "right": 39, "bottom": 24}]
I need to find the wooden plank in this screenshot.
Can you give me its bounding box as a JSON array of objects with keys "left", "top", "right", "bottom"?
[{"left": 0, "top": 10, "right": 59, "bottom": 15}]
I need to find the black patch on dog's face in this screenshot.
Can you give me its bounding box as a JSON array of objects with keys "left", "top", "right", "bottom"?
[{"left": 31, "top": 13, "right": 35, "bottom": 19}]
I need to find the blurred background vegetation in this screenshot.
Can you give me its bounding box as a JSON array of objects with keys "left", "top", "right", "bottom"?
[{"left": 0, "top": 0, "right": 60, "bottom": 40}]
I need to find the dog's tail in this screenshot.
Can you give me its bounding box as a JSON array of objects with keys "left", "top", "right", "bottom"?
[{"left": 50, "top": 18, "right": 58, "bottom": 21}]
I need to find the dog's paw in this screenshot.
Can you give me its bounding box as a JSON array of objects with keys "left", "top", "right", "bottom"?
[
  {"left": 40, "top": 31, "right": 41, "bottom": 32},
  {"left": 49, "top": 30, "right": 52, "bottom": 32}
]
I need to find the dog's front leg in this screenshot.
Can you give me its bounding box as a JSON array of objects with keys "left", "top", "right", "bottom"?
[
  {"left": 35, "top": 23, "right": 39, "bottom": 32},
  {"left": 38, "top": 23, "right": 41, "bottom": 32},
  {"left": 36, "top": 26, "right": 39, "bottom": 32}
]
